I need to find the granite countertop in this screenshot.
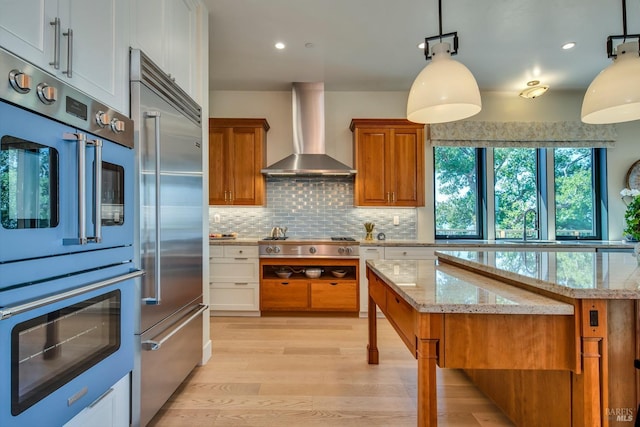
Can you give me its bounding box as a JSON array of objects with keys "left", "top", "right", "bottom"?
[
  {"left": 366, "top": 259, "right": 574, "bottom": 315},
  {"left": 435, "top": 250, "right": 640, "bottom": 299}
]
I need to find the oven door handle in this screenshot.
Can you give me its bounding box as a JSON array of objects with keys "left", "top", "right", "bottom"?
[
  {"left": 88, "top": 139, "right": 102, "bottom": 243},
  {"left": 63, "top": 132, "right": 88, "bottom": 245},
  {"left": 142, "top": 303, "right": 208, "bottom": 351},
  {"left": 0, "top": 270, "right": 144, "bottom": 320},
  {"left": 143, "top": 111, "right": 162, "bottom": 305}
]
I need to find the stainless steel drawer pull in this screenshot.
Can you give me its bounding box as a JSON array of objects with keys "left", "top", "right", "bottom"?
[
  {"left": 234, "top": 282, "right": 249, "bottom": 286},
  {"left": 234, "top": 257, "right": 249, "bottom": 260},
  {"left": 142, "top": 303, "right": 208, "bottom": 351}
]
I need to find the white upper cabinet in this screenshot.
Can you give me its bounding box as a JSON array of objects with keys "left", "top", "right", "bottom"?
[
  {"left": 130, "top": 0, "right": 199, "bottom": 100},
  {"left": 0, "top": 0, "right": 129, "bottom": 114}
]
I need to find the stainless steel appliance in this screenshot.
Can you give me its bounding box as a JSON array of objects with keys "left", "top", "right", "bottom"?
[
  {"left": 130, "top": 49, "right": 206, "bottom": 427},
  {"left": 0, "top": 46, "right": 142, "bottom": 426},
  {"left": 259, "top": 237, "right": 360, "bottom": 258}
]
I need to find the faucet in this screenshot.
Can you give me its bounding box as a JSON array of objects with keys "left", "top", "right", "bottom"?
[{"left": 523, "top": 208, "right": 537, "bottom": 241}]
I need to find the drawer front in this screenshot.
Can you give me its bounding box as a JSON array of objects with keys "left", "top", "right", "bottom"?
[
  {"left": 209, "top": 246, "right": 224, "bottom": 258},
  {"left": 210, "top": 259, "right": 259, "bottom": 282},
  {"left": 223, "top": 245, "right": 259, "bottom": 258},
  {"left": 261, "top": 280, "right": 309, "bottom": 310},
  {"left": 368, "top": 273, "right": 387, "bottom": 311},
  {"left": 310, "top": 281, "right": 358, "bottom": 311},
  {"left": 385, "top": 288, "right": 416, "bottom": 351},
  {"left": 384, "top": 247, "right": 434, "bottom": 260},
  {"left": 210, "top": 282, "right": 259, "bottom": 311}
]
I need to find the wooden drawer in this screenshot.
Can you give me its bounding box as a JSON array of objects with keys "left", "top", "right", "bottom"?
[
  {"left": 368, "top": 272, "right": 387, "bottom": 311},
  {"left": 210, "top": 258, "right": 259, "bottom": 282},
  {"left": 310, "top": 281, "right": 358, "bottom": 311},
  {"left": 385, "top": 287, "right": 416, "bottom": 352},
  {"left": 385, "top": 247, "right": 434, "bottom": 260},
  {"left": 209, "top": 282, "right": 259, "bottom": 312},
  {"left": 261, "top": 279, "right": 309, "bottom": 310},
  {"left": 223, "top": 245, "right": 259, "bottom": 258}
]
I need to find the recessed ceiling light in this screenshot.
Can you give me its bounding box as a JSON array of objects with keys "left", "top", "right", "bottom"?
[
  {"left": 562, "top": 42, "right": 576, "bottom": 50},
  {"left": 519, "top": 85, "right": 550, "bottom": 99},
  {"left": 275, "top": 42, "right": 285, "bottom": 50},
  {"left": 527, "top": 80, "right": 540, "bottom": 86}
]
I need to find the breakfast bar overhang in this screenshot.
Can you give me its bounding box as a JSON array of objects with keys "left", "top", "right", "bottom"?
[{"left": 366, "top": 250, "right": 640, "bottom": 427}]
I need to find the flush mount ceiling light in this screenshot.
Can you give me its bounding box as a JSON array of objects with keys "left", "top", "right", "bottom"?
[
  {"left": 581, "top": 0, "right": 640, "bottom": 124},
  {"left": 519, "top": 85, "right": 549, "bottom": 99},
  {"left": 406, "top": 0, "right": 481, "bottom": 124},
  {"left": 274, "top": 42, "right": 286, "bottom": 50}
]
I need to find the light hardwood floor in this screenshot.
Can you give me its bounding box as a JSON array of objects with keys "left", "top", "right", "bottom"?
[{"left": 148, "top": 316, "right": 514, "bottom": 427}]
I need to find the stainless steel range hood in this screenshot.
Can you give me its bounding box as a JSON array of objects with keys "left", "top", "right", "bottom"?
[{"left": 261, "top": 82, "right": 356, "bottom": 176}]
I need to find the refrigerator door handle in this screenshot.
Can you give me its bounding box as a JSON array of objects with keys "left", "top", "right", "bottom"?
[
  {"left": 141, "top": 303, "right": 208, "bottom": 351},
  {"left": 143, "top": 111, "right": 162, "bottom": 305}
]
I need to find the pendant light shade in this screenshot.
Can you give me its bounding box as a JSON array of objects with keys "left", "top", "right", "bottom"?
[
  {"left": 581, "top": 41, "right": 640, "bottom": 124},
  {"left": 407, "top": 42, "right": 481, "bottom": 124}
]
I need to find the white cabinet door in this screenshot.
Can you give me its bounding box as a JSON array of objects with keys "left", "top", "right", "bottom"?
[
  {"left": 130, "top": 0, "right": 198, "bottom": 98},
  {"left": 62, "top": 0, "right": 129, "bottom": 113},
  {"left": 359, "top": 246, "right": 384, "bottom": 314},
  {"left": 63, "top": 374, "right": 129, "bottom": 427},
  {"left": 166, "top": 0, "right": 196, "bottom": 94},
  {"left": 0, "top": 0, "right": 129, "bottom": 113},
  {"left": 0, "top": 0, "right": 57, "bottom": 70}
]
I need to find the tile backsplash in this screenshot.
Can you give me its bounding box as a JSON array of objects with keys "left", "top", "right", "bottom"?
[{"left": 209, "top": 176, "right": 417, "bottom": 240}]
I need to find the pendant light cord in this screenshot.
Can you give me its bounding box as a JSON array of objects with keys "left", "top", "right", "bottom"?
[
  {"left": 438, "top": 0, "right": 443, "bottom": 41},
  {"left": 622, "top": 0, "right": 628, "bottom": 40}
]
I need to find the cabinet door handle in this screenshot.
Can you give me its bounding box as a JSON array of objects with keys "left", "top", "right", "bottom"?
[
  {"left": 229, "top": 191, "right": 233, "bottom": 201},
  {"left": 234, "top": 257, "right": 248, "bottom": 261},
  {"left": 391, "top": 192, "right": 396, "bottom": 203},
  {"left": 62, "top": 28, "right": 73, "bottom": 78},
  {"left": 49, "top": 18, "right": 61, "bottom": 69},
  {"left": 330, "top": 282, "right": 338, "bottom": 286},
  {"left": 395, "top": 297, "right": 400, "bottom": 304},
  {"left": 280, "top": 282, "right": 289, "bottom": 285},
  {"left": 234, "top": 282, "right": 248, "bottom": 286}
]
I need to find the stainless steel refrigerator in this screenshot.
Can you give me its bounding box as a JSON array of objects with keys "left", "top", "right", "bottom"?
[{"left": 130, "top": 49, "right": 207, "bottom": 427}]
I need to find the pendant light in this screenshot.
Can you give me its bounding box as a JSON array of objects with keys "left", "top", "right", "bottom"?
[
  {"left": 407, "top": 0, "right": 481, "bottom": 124},
  {"left": 581, "top": 0, "right": 640, "bottom": 124}
]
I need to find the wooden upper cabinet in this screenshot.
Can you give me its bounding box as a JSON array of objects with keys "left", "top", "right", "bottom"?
[
  {"left": 350, "top": 119, "right": 425, "bottom": 207},
  {"left": 209, "top": 118, "right": 269, "bottom": 206}
]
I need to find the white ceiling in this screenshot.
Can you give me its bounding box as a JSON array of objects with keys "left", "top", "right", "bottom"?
[{"left": 204, "top": 0, "right": 640, "bottom": 95}]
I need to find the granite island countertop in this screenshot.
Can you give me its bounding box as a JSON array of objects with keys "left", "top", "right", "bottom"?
[
  {"left": 435, "top": 250, "right": 640, "bottom": 299},
  {"left": 365, "top": 259, "right": 573, "bottom": 315}
]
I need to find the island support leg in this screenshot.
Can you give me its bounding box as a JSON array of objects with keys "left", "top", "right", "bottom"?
[
  {"left": 417, "top": 338, "right": 439, "bottom": 427},
  {"left": 368, "top": 294, "right": 379, "bottom": 364}
]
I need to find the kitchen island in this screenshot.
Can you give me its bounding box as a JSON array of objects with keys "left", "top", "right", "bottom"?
[{"left": 366, "top": 250, "right": 640, "bottom": 427}]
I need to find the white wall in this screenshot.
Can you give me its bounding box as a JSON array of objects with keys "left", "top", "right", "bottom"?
[{"left": 210, "top": 89, "right": 640, "bottom": 241}]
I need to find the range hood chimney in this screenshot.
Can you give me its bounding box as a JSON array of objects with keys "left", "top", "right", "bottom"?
[{"left": 261, "top": 82, "right": 356, "bottom": 176}]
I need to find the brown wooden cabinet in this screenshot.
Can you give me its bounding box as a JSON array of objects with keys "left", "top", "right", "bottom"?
[
  {"left": 259, "top": 258, "right": 359, "bottom": 314},
  {"left": 209, "top": 118, "right": 269, "bottom": 205},
  {"left": 350, "top": 119, "right": 425, "bottom": 207}
]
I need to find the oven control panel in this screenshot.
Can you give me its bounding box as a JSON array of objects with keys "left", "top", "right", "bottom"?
[{"left": 0, "top": 47, "right": 133, "bottom": 148}]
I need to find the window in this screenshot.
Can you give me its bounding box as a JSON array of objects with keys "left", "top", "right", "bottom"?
[
  {"left": 494, "top": 148, "right": 539, "bottom": 240},
  {"left": 554, "top": 148, "right": 602, "bottom": 239},
  {"left": 434, "top": 147, "right": 483, "bottom": 238},
  {"left": 433, "top": 146, "right": 607, "bottom": 240}
]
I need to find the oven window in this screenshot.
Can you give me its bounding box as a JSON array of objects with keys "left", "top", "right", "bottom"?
[
  {"left": 11, "top": 290, "right": 121, "bottom": 415},
  {"left": 101, "top": 161, "right": 124, "bottom": 226},
  {"left": 0, "top": 136, "right": 59, "bottom": 229}
]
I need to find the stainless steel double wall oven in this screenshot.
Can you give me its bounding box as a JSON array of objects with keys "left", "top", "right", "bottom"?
[{"left": 0, "top": 47, "right": 142, "bottom": 426}]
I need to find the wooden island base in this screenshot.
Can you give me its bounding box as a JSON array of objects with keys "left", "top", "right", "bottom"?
[{"left": 366, "top": 265, "right": 639, "bottom": 427}]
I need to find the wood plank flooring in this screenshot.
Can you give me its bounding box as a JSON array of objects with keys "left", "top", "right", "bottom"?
[{"left": 148, "top": 316, "right": 514, "bottom": 427}]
